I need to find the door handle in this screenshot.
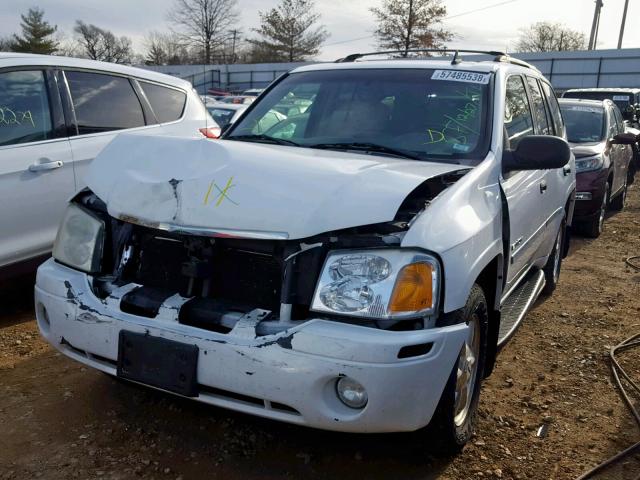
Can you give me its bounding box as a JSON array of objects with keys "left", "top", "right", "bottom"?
[
  {"left": 29, "top": 160, "right": 63, "bottom": 172},
  {"left": 563, "top": 165, "right": 571, "bottom": 176},
  {"left": 539, "top": 180, "right": 547, "bottom": 193}
]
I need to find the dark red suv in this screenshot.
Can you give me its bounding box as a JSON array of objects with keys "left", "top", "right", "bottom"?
[{"left": 559, "top": 99, "right": 636, "bottom": 237}]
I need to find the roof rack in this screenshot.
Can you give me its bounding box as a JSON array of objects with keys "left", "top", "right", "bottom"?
[{"left": 335, "top": 49, "right": 538, "bottom": 70}]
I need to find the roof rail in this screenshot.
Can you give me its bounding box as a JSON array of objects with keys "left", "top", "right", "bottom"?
[
  {"left": 335, "top": 49, "right": 506, "bottom": 64},
  {"left": 335, "top": 49, "right": 538, "bottom": 71},
  {"left": 493, "top": 54, "right": 538, "bottom": 71}
]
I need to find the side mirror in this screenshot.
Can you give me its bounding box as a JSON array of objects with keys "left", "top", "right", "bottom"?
[
  {"left": 503, "top": 135, "right": 571, "bottom": 172},
  {"left": 611, "top": 132, "right": 637, "bottom": 145}
]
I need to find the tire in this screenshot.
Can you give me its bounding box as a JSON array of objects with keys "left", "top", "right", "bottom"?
[
  {"left": 426, "top": 284, "right": 488, "bottom": 454},
  {"left": 582, "top": 184, "right": 608, "bottom": 238},
  {"left": 542, "top": 217, "right": 565, "bottom": 295},
  {"left": 609, "top": 178, "right": 627, "bottom": 211}
]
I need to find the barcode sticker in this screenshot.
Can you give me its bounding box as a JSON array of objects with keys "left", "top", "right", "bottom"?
[{"left": 431, "top": 70, "right": 490, "bottom": 84}]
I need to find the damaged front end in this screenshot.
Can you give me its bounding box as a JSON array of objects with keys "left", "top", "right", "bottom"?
[{"left": 67, "top": 170, "right": 466, "bottom": 336}]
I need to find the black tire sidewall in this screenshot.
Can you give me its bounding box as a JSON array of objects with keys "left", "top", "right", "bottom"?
[
  {"left": 543, "top": 217, "right": 566, "bottom": 294},
  {"left": 426, "top": 284, "right": 489, "bottom": 452}
]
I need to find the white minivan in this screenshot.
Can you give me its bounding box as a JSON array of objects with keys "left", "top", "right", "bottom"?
[{"left": 0, "top": 53, "right": 215, "bottom": 277}]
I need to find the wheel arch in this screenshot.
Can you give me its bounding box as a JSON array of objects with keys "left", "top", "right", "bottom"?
[{"left": 473, "top": 254, "right": 503, "bottom": 378}]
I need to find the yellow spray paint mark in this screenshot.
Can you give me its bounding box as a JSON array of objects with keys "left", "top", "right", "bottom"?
[{"left": 203, "top": 177, "right": 238, "bottom": 207}]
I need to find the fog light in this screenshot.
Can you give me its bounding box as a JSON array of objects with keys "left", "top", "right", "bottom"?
[
  {"left": 576, "top": 192, "right": 593, "bottom": 201},
  {"left": 336, "top": 377, "right": 368, "bottom": 409}
]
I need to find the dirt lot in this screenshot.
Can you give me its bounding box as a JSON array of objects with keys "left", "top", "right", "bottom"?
[{"left": 1, "top": 189, "right": 639, "bottom": 480}]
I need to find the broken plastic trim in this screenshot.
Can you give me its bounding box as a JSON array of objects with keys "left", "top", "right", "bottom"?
[{"left": 117, "top": 214, "right": 290, "bottom": 240}]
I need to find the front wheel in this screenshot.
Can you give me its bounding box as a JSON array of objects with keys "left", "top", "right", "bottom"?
[
  {"left": 609, "top": 179, "right": 627, "bottom": 211},
  {"left": 426, "top": 284, "right": 488, "bottom": 453},
  {"left": 582, "top": 185, "right": 608, "bottom": 238}
]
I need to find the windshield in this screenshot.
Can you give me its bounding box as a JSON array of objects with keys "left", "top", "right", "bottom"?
[
  {"left": 208, "top": 107, "right": 237, "bottom": 128},
  {"left": 563, "top": 91, "right": 631, "bottom": 113},
  {"left": 560, "top": 104, "right": 606, "bottom": 143},
  {"left": 225, "top": 68, "right": 492, "bottom": 162}
]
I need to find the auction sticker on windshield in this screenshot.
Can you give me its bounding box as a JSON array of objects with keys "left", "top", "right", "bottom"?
[
  {"left": 613, "top": 95, "right": 630, "bottom": 101},
  {"left": 431, "top": 70, "right": 490, "bottom": 84}
]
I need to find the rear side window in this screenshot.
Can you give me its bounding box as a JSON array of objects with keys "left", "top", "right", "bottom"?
[
  {"left": 526, "top": 77, "right": 551, "bottom": 135},
  {"left": 0, "top": 70, "right": 53, "bottom": 146},
  {"left": 540, "top": 82, "right": 564, "bottom": 137},
  {"left": 140, "top": 82, "right": 186, "bottom": 123},
  {"left": 504, "top": 75, "right": 534, "bottom": 149},
  {"left": 65, "top": 71, "right": 145, "bottom": 135}
]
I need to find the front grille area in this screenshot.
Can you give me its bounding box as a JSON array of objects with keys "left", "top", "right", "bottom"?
[{"left": 118, "top": 232, "right": 287, "bottom": 314}]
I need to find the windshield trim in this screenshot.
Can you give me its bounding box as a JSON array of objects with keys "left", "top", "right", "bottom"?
[{"left": 223, "top": 68, "right": 494, "bottom": 164}]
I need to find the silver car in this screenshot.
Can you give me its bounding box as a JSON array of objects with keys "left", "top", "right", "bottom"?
[{"left": 0, "top": 53, "right": 214, "bottom": 277}]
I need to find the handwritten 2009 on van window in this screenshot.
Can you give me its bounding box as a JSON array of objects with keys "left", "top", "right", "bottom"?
[{"left": 431, "top": 70, "right": 490, "bottom": 85}]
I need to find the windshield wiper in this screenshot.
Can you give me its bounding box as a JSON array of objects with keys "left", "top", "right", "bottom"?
[
  {"left": 227, "top": 134, "right": 300, "bottom": 147},
  {"left": 308, "top": 142, "right": 422, "bottom": 160}
]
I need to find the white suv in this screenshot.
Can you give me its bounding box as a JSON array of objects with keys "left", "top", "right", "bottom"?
[
  {"left": 0, "top": 53, "right": 214, "bottom": 277},
  {"left": 35, "top": 50, "right": 576, "bottom": 452}
]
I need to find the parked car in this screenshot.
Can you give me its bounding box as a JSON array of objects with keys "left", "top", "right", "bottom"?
[
  {"left": 562, "top": 88, "right": 640, "bottom": 128},
  {"left": 219, "top": 95, "right": 256, "bottom": 105},
  {"left": 242, "top": 88, "right": 265, "bottom": 96},
  {"left": 559, "top": 99, "right": 635, "bottom": 237},
  {"left": 206, "top": 103, "right": 286, "bottom": 133},
  {"left": 35, "top": 51, "right": 575, "bottom": 452},
  {"left": 0, "top": 53, "right": 215, "bottom": 278}
]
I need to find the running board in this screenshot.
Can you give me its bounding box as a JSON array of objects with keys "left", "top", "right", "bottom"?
[{"left": 497, "top": 269, "right": 545, "bottom": 348}]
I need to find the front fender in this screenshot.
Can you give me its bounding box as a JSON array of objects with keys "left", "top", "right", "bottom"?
[{"left": 401, "top": 154, "right": 503, "bottom": 313}]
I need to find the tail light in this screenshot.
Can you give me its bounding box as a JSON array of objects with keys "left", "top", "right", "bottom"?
[{"left": 199, "top": 127, "right": 221, "bottom": 139}]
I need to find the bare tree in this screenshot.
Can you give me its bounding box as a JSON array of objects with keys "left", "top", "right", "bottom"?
[
  {"left": 371, "top": 0, "right": 452, "bottom": 56},
  {"left": 73, "top": 21, "right": 133, "bottom": 63},
  {"left": 144, "top": 31, "right": 191, "bottom": 65},
  {"left": 516, "top": 22, "right": 586, "bottom": 52},
  {"left": 248, "top": 0, "right": 328, "bottom": 62},
  {"left": 167, "top": 0, "right": 239, "bottom": 64},
  {"left": 0, "top": 36, "right": 11, "bottom": 51}
]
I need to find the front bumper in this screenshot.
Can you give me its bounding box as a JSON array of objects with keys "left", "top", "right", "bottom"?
[
  {"left": 35, "top": 259, "right": 468, "bottom": 433},
  {"left": 573, "top": 169, "right": 608, "bottom": 219}
]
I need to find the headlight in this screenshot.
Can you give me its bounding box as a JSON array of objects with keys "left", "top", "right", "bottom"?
[
  {"left": 311, "top": 249, "right": 440, "bottom": 319},
  {"left": 575, "top": 155, "right": 603, "bottom": 173},
  {"left": 52, "top": 203, "right": 105, "bottom": 273}
]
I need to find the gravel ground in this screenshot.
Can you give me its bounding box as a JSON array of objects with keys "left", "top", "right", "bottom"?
[{"left": 1, "top": 187, "right": 639, "bottom": 480}]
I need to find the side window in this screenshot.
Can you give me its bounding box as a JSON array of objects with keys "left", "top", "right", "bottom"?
[
  {"left": 139, "top": 81, "right": 186, "bottom": 123},
  {"left": 540, "top": 81, "right": 565, "bottom": 137},
  {"left": 612, "top": 107, "right": 624, "bottom": 133},
  {"left": 607, "top": 109, "right": 618, "bottom": 138},
  {"left": 525, "top": 77, "right": 551, "bottom": 135},
  {"left": 65, "top": 71, "right": 145, "bottom": 135},
  {"left": 0, "top": 70, "right": 53, "bottom": 146},
  {"left": 504, "top": 75, "right": 534, "bottom": 149}
]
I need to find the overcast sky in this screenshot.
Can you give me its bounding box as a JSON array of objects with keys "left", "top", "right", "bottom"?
[{"left": 2, "top": 0, "right": 639, "bottom": 60}]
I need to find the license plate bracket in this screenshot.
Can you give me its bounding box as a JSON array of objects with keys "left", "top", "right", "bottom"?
[{"left": 117, "top": 331, "right": 199, "bottom": 397}]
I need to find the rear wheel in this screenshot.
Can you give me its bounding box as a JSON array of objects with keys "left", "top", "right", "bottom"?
[
  {"left": 542, "top": 217, "right": 565, "bottom": 295},
  {"left": 426, "top": 284, "right": 488, "bottom": 454}
]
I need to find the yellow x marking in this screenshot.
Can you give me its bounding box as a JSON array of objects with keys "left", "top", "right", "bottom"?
[{"left": 203, "top": 177, "right": 237, "bottom": 207}]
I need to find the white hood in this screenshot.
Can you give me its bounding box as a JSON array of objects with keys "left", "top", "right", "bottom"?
[{"left": 86, "top": 135, "right": 466, "bottom": 240}]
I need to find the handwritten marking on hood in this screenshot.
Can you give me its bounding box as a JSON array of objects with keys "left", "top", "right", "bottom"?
[{"left": 203, "top": 177, "right": 238, "bottom": 207}]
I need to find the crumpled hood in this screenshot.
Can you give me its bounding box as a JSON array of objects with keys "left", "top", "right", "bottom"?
[
  {"left": 569, "top": 142, "right": 605, "bottom": 159},
  {"left": 86, "top": 135, "right": 467, "bottom": 239}
]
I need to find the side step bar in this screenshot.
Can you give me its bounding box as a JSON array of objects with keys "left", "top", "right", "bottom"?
[{"left": 497, "top": 269, "right": 546, "bottom": 348}]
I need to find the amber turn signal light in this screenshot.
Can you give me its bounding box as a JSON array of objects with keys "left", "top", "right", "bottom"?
[{"left": 388, "top": 262, "right": 434, "bottom": 313}]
